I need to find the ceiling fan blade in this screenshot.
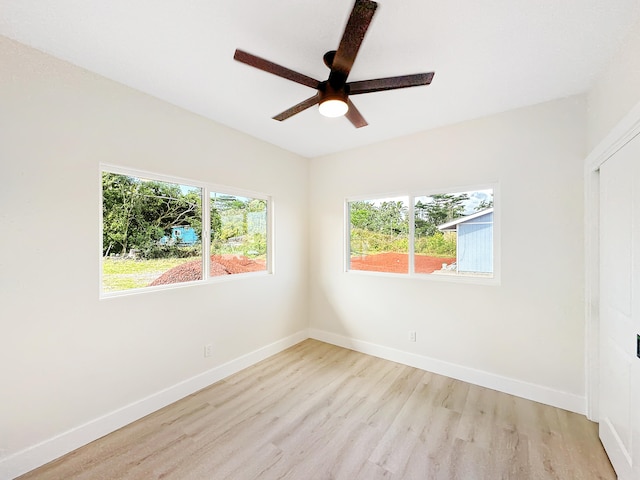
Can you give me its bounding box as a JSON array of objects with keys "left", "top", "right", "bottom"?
[
  {"left": 234, "top": 49, "right": 320, "bottom": 89},
  {"left": 348, "top": 72, "right": 435, "bottom": 95},
  {"left": 273, "top": 94, "right": 321, "bottom": 121},
  {"left": 329, "top": 0, "right": 378, "bottom": 88},
  {"left": 345, "top": 99, "right": 368, "bottom": 128}
]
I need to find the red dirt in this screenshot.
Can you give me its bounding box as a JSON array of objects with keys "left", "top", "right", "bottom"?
[
  {"left": 350, "top": 252, "right": 455, "bottom": 274},
  {"left": 149, "top": 255, "right": 266, "bottom": 286}
]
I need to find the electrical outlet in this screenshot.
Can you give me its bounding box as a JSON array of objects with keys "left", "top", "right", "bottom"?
[
  {"left": 204, "top": 344, "right": 213, "bottom": 358},
  {"left": 409, "top": 331, "right": 416, "bottom": 342}
]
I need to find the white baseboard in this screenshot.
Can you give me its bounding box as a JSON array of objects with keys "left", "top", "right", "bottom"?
[
  {"left": 0, "top": 330, "right": 308, "bottom": 480},
  {"left": 599, "top": 417, "right": 632, "bottom": 478},
  {"left": 309, "top": 328, "right": 587, "bottom": 415}
]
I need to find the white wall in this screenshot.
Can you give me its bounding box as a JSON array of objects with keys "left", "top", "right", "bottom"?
[
  {"left": 0, "top": 36, "right": 309, "bottom": 476},
  {"left": 309, "top": 96, "right": 587, "bottom": 412},
  {"left": 588, "top": 13, "right": 640, "bottom": 149}
]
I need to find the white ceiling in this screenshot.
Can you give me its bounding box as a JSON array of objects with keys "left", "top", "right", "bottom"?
[{"left": 1, "top": 0, "right": 639, "bottom": 157}]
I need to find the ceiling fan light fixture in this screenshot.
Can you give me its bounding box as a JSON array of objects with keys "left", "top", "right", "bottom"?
[{"left": 319, "top": 98, "right": 349, "bottom": 118}]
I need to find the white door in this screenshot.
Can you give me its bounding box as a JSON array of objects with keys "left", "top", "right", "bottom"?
[{"left": 599, "top": 133, "right": 640, "bottom": 479}]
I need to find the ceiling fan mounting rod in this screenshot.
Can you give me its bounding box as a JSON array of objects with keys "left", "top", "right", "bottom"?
[{"left": 323, "top": 50, "right": 337, "bottom": 69}]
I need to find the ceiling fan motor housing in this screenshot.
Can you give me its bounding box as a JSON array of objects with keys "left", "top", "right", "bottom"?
[{"left": 319, "top": 81, "right": 349, "bottom": 104}]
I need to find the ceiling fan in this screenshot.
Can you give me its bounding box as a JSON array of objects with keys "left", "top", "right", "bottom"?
[{"left": 233, "top": 0, "right": 434, "bottom": 128}]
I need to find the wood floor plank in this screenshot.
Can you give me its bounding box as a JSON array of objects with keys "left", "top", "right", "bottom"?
[
  {"left": 17, "top": 339, "right": 616, "bottom": 480},
  {"left": 398, "top": 412, "right": 460, "bottom": 480},
  {"left": 354, "top": 460, "right": 395, "bottom": 480}
]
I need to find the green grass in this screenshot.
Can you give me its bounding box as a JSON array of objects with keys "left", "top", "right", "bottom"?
[
  {"left": 102, "top": 257, "right": 199, "bottom": 292},
  {"left": 102, "top": 257, "right": 197, "bottom": 274}
]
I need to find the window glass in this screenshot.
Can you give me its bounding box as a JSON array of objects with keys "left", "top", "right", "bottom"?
[
  {"left": 209, "top": 193, "right": 268, "bottom": 276},
  {"left": 102, "top": 172, "right": 202, "bottom": 293},
  {"left": 415, "top": 189, "right": 494, "bottom": 276},
  {"left": 348, "top": 196, "right": 409, "bottom": 273}
]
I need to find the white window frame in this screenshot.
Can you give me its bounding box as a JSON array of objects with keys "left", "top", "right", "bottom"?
[
  {"left": 345, "top": 184, "right": 500, "bottom": 285},
  {"left": 100, "top": 164, "right": 272, "bottom": 298}
]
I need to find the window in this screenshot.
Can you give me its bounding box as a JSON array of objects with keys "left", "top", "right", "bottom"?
[
  {"left": 348, "top": 188, "right": 495, "bottom": 279},
  {"left": 101, "top": 167, "right": 270, "bottom": 296}
]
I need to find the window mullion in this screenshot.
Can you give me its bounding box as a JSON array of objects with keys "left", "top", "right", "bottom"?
[
  {"left": 408, "top": 195, "right": 415, "bottom": 275},
  {"left": 202, "top": 187, "right": 210, "bottom": 280}
]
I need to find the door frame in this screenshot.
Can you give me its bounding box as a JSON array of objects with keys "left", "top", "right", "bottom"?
[{"left": 585, "top": 101, "right": 640, "bottom": 421}]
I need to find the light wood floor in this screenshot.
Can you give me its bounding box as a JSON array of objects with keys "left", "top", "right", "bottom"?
[{"left": 18, "top": 339, "right": 615, "bottom": 479}]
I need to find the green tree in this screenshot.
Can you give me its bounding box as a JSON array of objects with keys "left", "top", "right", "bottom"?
[
  {"left": 414, "top": 193, "right": 469, "bottom": 237},
  {"left": 349, "top": 200, "right": 408, "bottom": 235},
  {"left": 349, "top": 201, "right": 378, "bottom": 230},
  {"left": 210, "top": 194, "right": 267, "bottom": 258},
  {"left": 349, "top": 199, "right": 409, "bottom": 255},
  {"left": 102, "top": 172, "right": 202, "bottom": 257},
  {"left": 102, "top": 173, "right": 139, "bottom": 255},
  {"left": 475, "top": 198, "right": 494, "bottom": 211}
]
